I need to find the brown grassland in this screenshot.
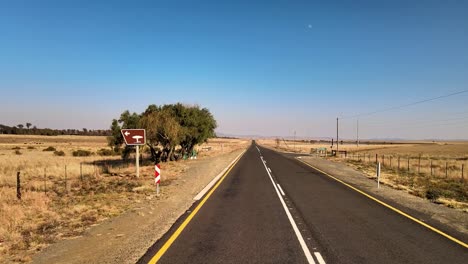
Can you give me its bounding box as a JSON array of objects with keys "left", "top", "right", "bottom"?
[
  {"left": 257, "top": 139, "right": 468, "bottom": 211},
  {"left": 0, "top": 134, "right": 248, "bottom": 263}
]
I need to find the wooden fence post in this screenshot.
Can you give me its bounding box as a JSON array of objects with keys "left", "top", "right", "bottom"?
[
  {"left": 407, "top": 157, "right": 410, "bottom": 173},
  {"left": 462, "top": 164, "right": 465, "bottom": 182},
  {"left": 375, "top": 154, "right": 378, "bottom": 164},
  {"left": 418, "top": 155, "right": 421, "bottom": 174},
  {"left": 65, "top": 165, "right": 68, "bottom": 194},
  {"left": 430, "top": 160, "right": 433, "bottom": 176},
  {"left": 44, "top": 168, "right": 47, "bottom": 195},
  {"left": 445, "top": 162, "right": 448, "bottom": 178},
  {"left": 17, "top": 171, "right": 21, "bottom": 200},
  {"left": 462, "top": 164, "right": 465, "bottom": 183}
]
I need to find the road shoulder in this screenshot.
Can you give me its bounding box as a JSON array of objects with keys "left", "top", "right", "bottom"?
[
  {"left": 298, "top": 156, "right": 468, "bottom": 240},
  {"left": 32, "top": 148, "right": 247, "bottom": 264}
]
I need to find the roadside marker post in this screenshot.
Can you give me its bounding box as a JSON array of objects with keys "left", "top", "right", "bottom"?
[
  {"left": 155, "top": 164, "right": 161, "bottom": 195},
  {"left": 121, "top": 129, "right": 146, "bottom": 178},
  {"left": 377, "top": 162, "right": 381, "bottom": 189}
]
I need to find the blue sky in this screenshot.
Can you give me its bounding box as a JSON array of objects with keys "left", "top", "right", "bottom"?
[{"left": 1, "top": 0, "right": 467, "bottom": 139}]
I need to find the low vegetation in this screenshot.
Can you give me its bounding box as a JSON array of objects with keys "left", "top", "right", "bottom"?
[
  {"left": 72, "top": 150, "right": 93, "bottom": 157},
  {"left": 43, "top": 146, "right": 56, "bottom": 152},
  {"left": 53, "top": 150, "right": 65, "bottom": 156}
]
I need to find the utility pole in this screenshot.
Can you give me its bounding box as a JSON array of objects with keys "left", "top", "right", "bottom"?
[
  {"left": 336, "top": 118, "right": 339, "bottom": 153},
  {"left": 357, "top": 119, "right": 359, "bottom": 148}
]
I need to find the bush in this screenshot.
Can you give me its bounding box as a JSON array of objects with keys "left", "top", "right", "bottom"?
[
  {"left": 72, "top": 150, "right": 93, "bottom": 157},
  {"left": 27, "top": 146, "right": 36, "bottom": 150},
  {"left": 14, "top": 150, "right": 22, "bottom": 155},
  {"left": 54, "top": 150, "right": 65, "bottom": 156},
  {"left": 43, "top": 146, "right": 56, "bottom": 152},
  {"left": 12, "top": 146, "right": 21, "bottom": 150},
  {"left": 97, "top": 148, "right": 115, "bottom": 156},
  {"left": 425, "top": 188, "right": 441, "bottom": 201}
]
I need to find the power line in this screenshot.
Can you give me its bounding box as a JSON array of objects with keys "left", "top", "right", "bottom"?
[
  {"left": 341, "top": 89, "right": 468, "bottom": 119},
  {"left": 362, "top": 115, "right": 468, "bottom": 128}
]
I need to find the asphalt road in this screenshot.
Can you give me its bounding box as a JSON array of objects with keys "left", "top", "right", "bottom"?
[{"left": 139, "top": 142, "right": 467, "bottom": 264}]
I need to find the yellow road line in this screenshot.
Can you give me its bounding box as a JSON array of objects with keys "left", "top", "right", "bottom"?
[
  {"left": 148, "top": 151, "right": 246, "bottom": 264},
  {"left": 296, "top": 158, "right": 468, "bottom": 249}
]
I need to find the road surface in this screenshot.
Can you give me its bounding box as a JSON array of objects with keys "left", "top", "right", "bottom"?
[{"left": 139, "top": 142, "right": 467, "bottom": 264}]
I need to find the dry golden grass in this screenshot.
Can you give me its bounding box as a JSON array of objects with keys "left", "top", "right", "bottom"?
[
  {"left": 257, "top": 139, "right": 407, "bottom": 154},
  {"left": 0, "top": 135, "right": 248, "bottom": 263}
]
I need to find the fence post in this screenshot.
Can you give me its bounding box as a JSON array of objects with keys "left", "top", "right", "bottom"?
[
  {"left": 462, "top": 164, "right": 465, "bottom": 183},
  {"left": 430, "top": 160, "right": 433, "bottom": 176},
  {"left": 418, "top": 155, "right": 421, "bottom": 174},
  {"left": 44, "top": 168, "right": 47, "bottom": 195},
  {"left": 377, "top": 162, "right": 381, "bottom": 189},
  {"left": 445, "top": 162, "right": 448, "bottom": 178},
  {"left": 17, "top": 171, "right": 21, "bottom": 200},
  {"left": 65, "top": 165, "right": 68, "bottom": 194},
  {"left": 407, "top": 157, "right": 410, "bottom": 173},
  {"left": 375, "top": 154, "right": 378, "bottom": 164}
]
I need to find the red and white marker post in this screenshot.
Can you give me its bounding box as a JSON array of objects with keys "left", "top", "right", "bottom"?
[{"left": 155, "top": 164, "right": 161, "bottom": 195}]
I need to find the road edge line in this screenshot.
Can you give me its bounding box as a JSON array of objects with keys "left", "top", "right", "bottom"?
[
  {"left": 147, "top": 149, "right": 247, "bottom": 264},
  {"left": 193, "top": 149, "right": 247, "bottom": 200},
  {"left": 296, "top": 158, "right": 468, "bottom": 249}
]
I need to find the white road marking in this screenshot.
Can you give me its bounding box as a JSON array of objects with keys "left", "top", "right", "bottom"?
[
  {"left": 260, "top": 156, "right": 316, "bottom": 264},
  {"left": 277, "top": 184, "right": 285, "bottom": 196},
  {"left": 256, "top": 146, "right": 260, "bottom": 152},
  {"left": 268, "top": 167, "right": 272, "bottom": 173},
  {"left": 193, "top": 150, "right": 246, "bottom": 200},
  {"left": 314, "top": 252, "right": 326, "bottom": 264}
]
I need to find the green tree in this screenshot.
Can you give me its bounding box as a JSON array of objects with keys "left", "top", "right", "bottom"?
[
  {"left": 140, "top": 106, "right": 182, "bottom": 161},
  {"left": 26, "top": 123, "right": 32, "bottom": 129}
]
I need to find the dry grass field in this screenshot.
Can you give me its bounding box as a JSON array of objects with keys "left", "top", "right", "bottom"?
[
  {"left": 258, "top": 138, "right": 468, "bottom": 210},
  {"left": 0, "top": 135, "right": 249, "bottom": 263}
]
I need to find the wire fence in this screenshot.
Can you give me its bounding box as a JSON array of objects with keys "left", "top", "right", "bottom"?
[{"left": 338, "top": 152, "right": 466, "bottom": 182}]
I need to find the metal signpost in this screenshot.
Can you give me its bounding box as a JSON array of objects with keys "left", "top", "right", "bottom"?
[
  {"left": 121, "top": 129, "right": 146, "bottom": 177},
  {"left": 377, "top": 162, "right": 381, "bottom": 189},
  {"left": 155, "top": 164, "right": 161, "bottom": 195}
]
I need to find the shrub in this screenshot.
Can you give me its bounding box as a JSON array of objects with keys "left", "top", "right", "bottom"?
[
  {"left": 43, "top": 146, "right": 56, "bottom": 152},
  {"left": 425, "top": 188, "right": 441, "bottom": 201},
  {"left": 54, "top": 150, "right": 65, "bottom": 156},
  {"left": 72, "top": 150, "right": 93, "bottom": 157},
  {"left": 12, "top": 146, "right": 21, "bottom": 150},
  {"left": 14, "top": 150, "right": 22, "bottom": 155},
  {"left": 27, "top": 146, "right": 36, "bottom": 150},
  {"left": 97, "top": 148, "right": 115, "bottom": 156}
]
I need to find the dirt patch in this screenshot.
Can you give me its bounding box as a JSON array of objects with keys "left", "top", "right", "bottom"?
[
  {"left": 297, "top": 156, "right": 468, "bottom": 237},
  {"left": 29, "top": 147, "right": 247, "bottom": 264}
]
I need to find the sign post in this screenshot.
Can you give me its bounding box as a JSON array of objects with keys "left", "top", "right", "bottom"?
[
  {"left": 121, "top": 129, "right": 146, "bottom": 178},
  {"left": 155, "top": 164, "right": 161, "bottom": 195},
  {"left": 377, "top": 162, "right": 381, "bottom": 189}
]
